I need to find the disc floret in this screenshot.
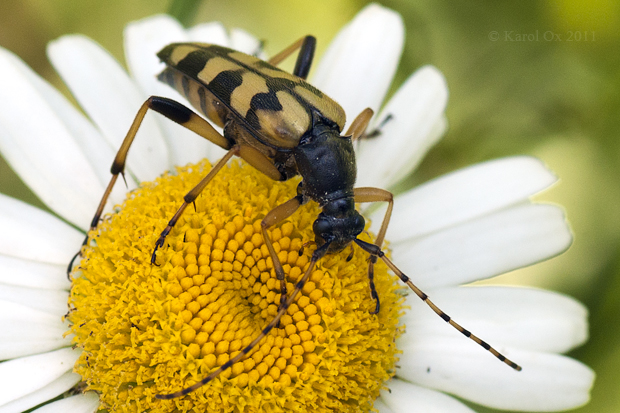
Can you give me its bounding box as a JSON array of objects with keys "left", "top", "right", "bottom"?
[{"left": 69, "top": 160, "right": 403, "bottom": 412}]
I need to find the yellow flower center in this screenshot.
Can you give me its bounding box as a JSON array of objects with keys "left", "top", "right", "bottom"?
[{"left": 68, "top": 160, "right": 403, "bottom": 413}]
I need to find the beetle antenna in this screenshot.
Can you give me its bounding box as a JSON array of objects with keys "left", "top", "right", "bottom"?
[
  {"left": 156, "top": 241, "right": 332, "bottom": 399},
  {"left": 353, "top": 238, "right": 522, "bottom": 371}
]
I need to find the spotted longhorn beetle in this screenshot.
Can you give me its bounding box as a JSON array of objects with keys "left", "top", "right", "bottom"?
[{"left": 72, "top": 36, "right": 521, "bottom": 399}]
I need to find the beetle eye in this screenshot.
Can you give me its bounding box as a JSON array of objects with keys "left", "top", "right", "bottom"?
[
  {"left": 352, "top": 213, "right": 365, "bottom": 234},
  {"left": 313, "top": 216, "right": 331, "bottom": 238}
]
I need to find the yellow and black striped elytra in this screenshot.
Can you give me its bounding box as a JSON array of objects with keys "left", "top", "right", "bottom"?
[
  {"left": 156, "top": 42, "right": 345, "bottom": 152},
  {"left": 70, "top": 35, "right": 521, "bottom": 400}
]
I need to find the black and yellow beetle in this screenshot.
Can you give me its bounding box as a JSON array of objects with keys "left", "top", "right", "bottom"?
[{"left": 75, "top": 36, "right": 521, "bottom": 399}]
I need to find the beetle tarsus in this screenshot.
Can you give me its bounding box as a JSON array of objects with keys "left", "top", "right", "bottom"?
[
  {"left": 66, "top": 250, "right": 80, "bottom": 278},
  {"left": 151, "top": 228, "right": 170, "bottom": 265}
]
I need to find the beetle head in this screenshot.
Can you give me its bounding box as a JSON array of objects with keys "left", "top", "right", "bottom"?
[{"left": 313, "top": 198, "right": 365, "bottom": 252}]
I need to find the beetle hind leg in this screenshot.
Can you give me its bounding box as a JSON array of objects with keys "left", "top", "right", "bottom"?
[{"left": 267, "top": 36, "right": 316, "bottom": 79}]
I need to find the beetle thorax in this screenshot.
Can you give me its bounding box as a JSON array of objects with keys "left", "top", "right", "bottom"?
[
  {"left": 293, "top": 128, "right": 357, "bottom": 206},
  {"left": 292, "top": 126, "right": 363, "bottom": 252}
]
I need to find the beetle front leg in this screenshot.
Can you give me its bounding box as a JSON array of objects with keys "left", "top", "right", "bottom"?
[
  {"left": 353, "top": 187, "right": 394, "bottom": 314},
  {"left": 261, "top": 195, "right": 305, "bottom": 315}
]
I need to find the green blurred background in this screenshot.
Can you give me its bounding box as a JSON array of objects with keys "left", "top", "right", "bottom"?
[{"left": 0, "top": 0, "right": 617, "bottom": 411}]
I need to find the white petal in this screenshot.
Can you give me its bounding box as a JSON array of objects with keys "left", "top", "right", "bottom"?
[
  {"left": 0, "top": 372, "right": 81, "bottom": 413},
  {"left": 47, "top": 35, "right": 169, "bottom": 183},
  {"left": 0, "top": 284, "right": 68, "bottom": 315},
  {"left": 0, "top": 371, "right": 80, "bottom": 413},
  {"left": 380, "top": 378, "right": 476, "bottom": 413},
  {"left": 374, "top": 398, "right": 395, "bottom": 413},
  {"left": 188, "top": 21, "right": 230, "bottom": 46},
  {"left": 230, "top": 28, "right": 262, "bottom": 55},
  {"left": 400, "top": 286, "right": 588, "bottom": 354},
  {"left": 397, "top": 339, "right": 594, "bottom": 411},
  {"left": 0, "top": 347, "right": 79, "bottom": 407},
  {"left": 0, "top": 300, "right": 70, "bottom": 359},
  {"left": 390, "top": 203, "right": 572, "bottom": 288},
  {"left": 356, "top": 66, "right": 448, "bottom": 189},
  {"left": 0, "top": 47, "right": 118, "bottom": 195},
  {"left": 124, "top": 14, "right": 187, "bottom": 91},
  {"left": 31, "top": 392, "right": 99, "bottom": 413},
  {"left": 19, "top": 59, "right": 127, "bottom": 212},
  {"left": 0, "top": 47, "right": 106, "bottom": 227},
  {"left": 370, "top": 156, "right": 558, "bottom": 243},
  {"left": 0, "top": 254, "right": 69, "bottom": 290},
  {"left": 124, "top": 15, "right": 215, "bottom": 166},
  {"left": 312, "top": 4, "right": 404, "bottom": 127},
  {"left": 3, "top": 47, "right": 124, "bottom": 208},
  {"left": 0, "top": 193, "right": 84, "bottom": 264}
]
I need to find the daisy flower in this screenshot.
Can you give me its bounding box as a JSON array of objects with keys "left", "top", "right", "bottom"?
[{"left": 0, "top": 3, "right": 594, "bottom": 413}]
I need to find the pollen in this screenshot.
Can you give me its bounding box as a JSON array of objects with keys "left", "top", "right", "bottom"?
[{"left": 68, "top": 160, "right": 404, "bottom": 413}]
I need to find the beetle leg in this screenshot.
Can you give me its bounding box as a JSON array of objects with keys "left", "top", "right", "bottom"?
[
  {"left": 152, "top": 146, "right": 239, "bottom": 265},
  {"left": 156, "top": 240, "right": 331, "bottom": 400},
  {"left": 364, "top": 113, "right": 394, "bottom": 139},
  {"left": 68, "top": 96, "right": 233, "bottom": 275},
  {"left": 353, "top": 187, "right": 394, "bottom": 314},
  {"left": 267, "top": 36, "right": 316, "bottom": 79},
  {"left": 292, "top": 36, "right": 316, "bottom": 79},
  {"left": 237, "top": 145, "right": 285, "bottom": 181},
  {"left": 346, "top": 108, "right": 374, "bottom": 141},
  {"left": 354, "top": 238, "right": 523, "bottom": 372},
  {"left": 261, "top": 195, "right": 305, "bottom": 314}
]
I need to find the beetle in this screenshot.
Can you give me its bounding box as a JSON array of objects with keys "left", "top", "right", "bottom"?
[{"left": 72, "top": 35, "right": 521, "bottom": 399}]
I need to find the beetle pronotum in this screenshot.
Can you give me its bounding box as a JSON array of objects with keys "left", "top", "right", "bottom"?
[{"left": 71, "top": 35, "right": 521, "bottom": 399}]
